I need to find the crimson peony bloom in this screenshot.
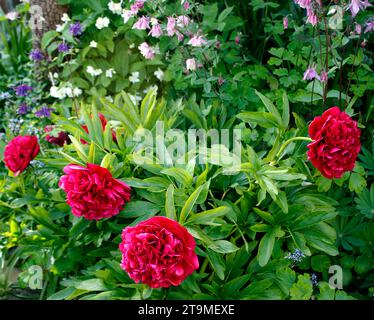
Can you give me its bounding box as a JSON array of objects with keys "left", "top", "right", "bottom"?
[
  {"left": 119, "top": 216, "right": 199, "bottom": 288},
  {"left": 307, "top": 107, "right": 361, "bottom": 179},
  {"left": 45, "top": 126, "right": 69, "bottom": 147},
  {"left": 3, "top": 136, "right": 40, "bottom": 176},
  {"left": 59, "top": 163, "right": 131, "bottom": 220},
  {"left": 81, "top": 113, "right": 116, "bottom": 145}
]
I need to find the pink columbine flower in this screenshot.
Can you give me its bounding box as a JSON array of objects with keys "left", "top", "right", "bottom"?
[
  {"left": 131, "top": 0, "right": 145, "bottom": 14},
  {"left": 294, "top": 0, "right": 311, "bottom": 9},
  {"left": 182, "top": 0, "right": 190, "bottom": 10},
  {"left": 348, "top": 0, "right": 372, "bottom": 17},
  {"left": 320, "top": 71, "right": 328, "bottom": 83},
  {"left": 188, "top": 35, "right": 207, "bottom": 47},
  {"left": 176, "top": 31, "right": 184, "bottom": 42},
  {"left": 138, "top": 42, "right": 155, "bottom": 60},
  {"left": 177, "top": 15, "right": 190, "bottom": 28},
  {"left": 133, "top": 16, "right": 150, "bottom": 30},
  {"left": 303, "top": 66, "right": 321, "bottom": 81},
  {"left": 186, "top": 58, "right": 197, "bottom": 71},
  {"left": 6, "top": 11, "right": 18, "bottom": 20},
  {"left": 167, "top": 17, "right": 177, "bottom": 36},
  {"left": 306, "top": 7, "right": 318, "bottom": 26},
  {"left": 150, "top": 24, "right": 163, "bottom": 37},
  {"left": 283, "top": 17, "right": 289, "bottom": 29},
  {"left": 364, "top": 20, "right": 374, "bottom": 33}
]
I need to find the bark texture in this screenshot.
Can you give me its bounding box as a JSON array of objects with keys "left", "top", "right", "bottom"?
[{"left": 29, "top": 0, "right": 68, "bottom": 48}]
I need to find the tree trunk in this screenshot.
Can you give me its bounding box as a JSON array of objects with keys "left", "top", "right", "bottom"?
[
  {"left": 29, "top": 0, "right": 68, "bottom": 49},
  {"left": 0, "top": 0, "right": 20, "bottom": 13}
]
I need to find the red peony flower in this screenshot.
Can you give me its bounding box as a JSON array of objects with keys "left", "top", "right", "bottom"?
[
  {"left": 119, "top": 216, "right": 199, "bottom": 289},
  {"left": 81, "top": 113, "right": 117, "bottom": 145},
  {"left": 3, "top": 136, "right": 40, "bottom": 176},
  {"left": 307, "top": 107, "right": 361, "bottom": 179},
  {"left": 45, "top": 125, "right": 69, "bottom": 147},
  {"left": 59, "top": 163, "right": 131, "bottom": 220}
]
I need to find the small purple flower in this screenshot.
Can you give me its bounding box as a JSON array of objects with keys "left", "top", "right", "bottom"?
[
  {"left": 18, "top": 103, "right": 30, "bottom": 115},
  {"left": 30, "top": 49, "right": 44, "bottom": 62},
  {"left": 58, "top": 42, "right": 70, "bottom": 53},
  {"left": 69, "top": 22, "right": 83, "bottom": 37},
  {"left": 35, "top": 106, "right": 55, "bottom": 118},
  {"left": 14, "top": 84, "right": 33, "bottom": 97},
  {"left": 303, "top": 66, "right": 321, "bottom": 81}
]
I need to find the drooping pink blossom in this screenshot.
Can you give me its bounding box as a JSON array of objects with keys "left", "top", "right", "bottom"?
[
  {"left": 132, "top": 16, "right": 150, "bottom": 30},
  {"left": 303, "top": 66, "right": 321, "bottom": 81},
  {"left": 186, "top": 58, "right": 197, "bottom": 71},
  {"left": 167, "top": 17, "right": 177, "bottom": 36},
  {"left": 320, "top": 71, "right": 328, "bottom": 83},
  {"left": 348, "top": 0, "right": 372, "bottom": 18},
  {"left": 188, "top": 35, "right": 207, "bottom": 47},
  {"left": 283, "top": 17, "right": 289, "bottom": 29},
  {"left": 364, "top": 20, "right": 374, "bottom": 33},
  {"left": 138, "top": 42, "right": 155, "bottom": 60},
  {"left": 149, "top": 23, "right": 163, "bottom": 37}
]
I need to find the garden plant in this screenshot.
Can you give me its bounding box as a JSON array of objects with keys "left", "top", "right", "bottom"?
[{"left": 0, "top": 0, "right": 373, "bottom": 302}]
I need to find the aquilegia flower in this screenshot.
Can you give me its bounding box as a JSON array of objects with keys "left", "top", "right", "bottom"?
[
  {"left": 138, "top": 42, "right": 155, "bottom": 60},
  {"left": 59, "top": 163, "right": 131, "bottom": 220},
  {"left": 96, "top": 17, "right": 110, "bottom": 30},
  {"left": 303, "top": 66, "right": 320, "bottom": 81},
  {"left": 348, "top": 0, "right": 372, "bottom": 17},
  {"left": 307, "top": 107, "right": 361, "bottom": 179},
  {"left": 30, "top": 49, "right": 44, "bottom": 62},
  {"left": 149, "top": 19, "right": 163, "bottom": 38},
  {"left": 283, "top": 17, "right": 289, "bottom": 29},
  {"left": 364, "top": 19, "right": 374, "bottom": 33},
  {"left": 69, "top": 22, "right": 83, "bottom": 36},
  {"left": 119, "top": 216, "right": 199, "bottom": 288},
  {"left": 45, "top": 126, "right": 69, "bottom": 147},
  {"left": 188, "top": 35, "right": 207, "bottom": 47},
  {"left": 186, "top": 58, "right": 197, "bottom": 71},
  {"left": 3, "top": 136, "right": 40, "bottom": 176},
  {"left": 14, "top": 84, "right": 33, "bottom": 97},
  {"left": 167, "top": 17, "right": 177, "bottom": 36},
  {"left": 133, "top": 16, "right": 150, "bottom": 30}
]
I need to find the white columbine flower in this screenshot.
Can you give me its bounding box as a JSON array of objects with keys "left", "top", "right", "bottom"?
[
  {"left": 128, "top": 94, "right": 142, "bottom": 105},
  {"left": 56, "top": 24, "right": 64, "bottom": 32},
  {"left": 129, "top": 72, "right": 140, "bottom": 84},
  {"left": 90, "top": 41, "right": 98, "bottom": 48},
  {"left": 87, "top": 66, "right": 103, "bottom": 77},
  {"left": 73, "top": 87, "right": 82, "bottom": 97},
  {"left": 61, "top": 13, "right": 70, "bottom": 23},
  {"left": 122, "top": 9, "right": 134, "bottom": 23},
  {"left": 154, "top": 68, "right": 164, "bottom": 81},
  {"left": 96, "top": 17, "right": 110, "bottom": 30},
  {"left": 108, "top": 1, "right": 122, "bottom": 15},
  {"left": 106, "top": 68, "right": 116, "bottom": 78}
]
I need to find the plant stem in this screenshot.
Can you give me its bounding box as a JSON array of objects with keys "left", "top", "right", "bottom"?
[{"left": 276, "top": 137, "right": 313, "bottom": 159}]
